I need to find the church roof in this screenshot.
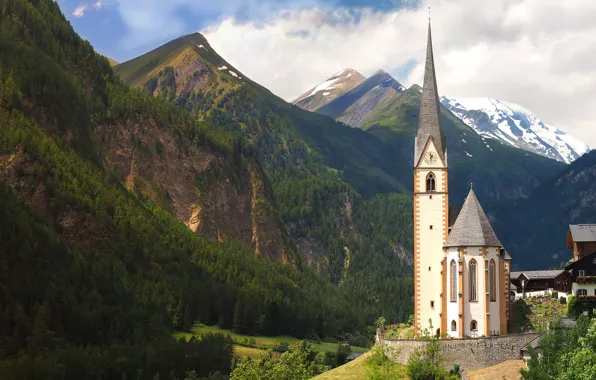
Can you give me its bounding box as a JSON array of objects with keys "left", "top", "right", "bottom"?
[
  {"left": 414, "top": 22, "right": 446, "bottom": 166},
  {"left": 444, "top": 188, "right": 502, "bottom": 248}
]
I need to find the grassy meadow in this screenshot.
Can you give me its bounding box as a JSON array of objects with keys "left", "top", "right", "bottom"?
[{"left": 173, "top": 323, "right": 369, "bottom": 359}]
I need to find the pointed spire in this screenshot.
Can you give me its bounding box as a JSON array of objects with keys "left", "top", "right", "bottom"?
[
  {"left": 444, "top": 188, "right": 502, "bottom": 248},
  {"left": 414, "top": 20, "right": 446, "bottom": 166}
]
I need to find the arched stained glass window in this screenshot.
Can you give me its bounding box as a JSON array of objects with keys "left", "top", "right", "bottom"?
[
  {"left": 489, "top": 260, "right": 496, "bottom": 302},
  {"left": 469, "top": 260, "right": 477, "bottom": 301},
  {"left": 451, "top": 260, "right": 457, "bottom": 302}
]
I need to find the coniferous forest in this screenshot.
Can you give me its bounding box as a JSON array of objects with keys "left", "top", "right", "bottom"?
[{"left": 0, "top": 0, "right": 415, "bottom": 378}]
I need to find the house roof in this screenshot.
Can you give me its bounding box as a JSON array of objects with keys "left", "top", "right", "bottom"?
[
  {"left": 414, "top": 21, "right": 446, "bottom": 166},
  {"left": 565, "top": 250, "right": 596, "bottom": 270},
  {"left": 568, "top": 224, "right": 596, "bottom": 243},
  {"left": 346, "top": 353, "right": 363, "bottom": 360},
  {"left": 444, "top": 188, "right": 501, "bottom": 248},
  {"left": 510, "top": 270, "right": 566, "bottom": 281}
]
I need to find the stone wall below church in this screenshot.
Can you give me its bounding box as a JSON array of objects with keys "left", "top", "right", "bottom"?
[{"left": 377, "top": 331, "right": 540, "bottom": 370}]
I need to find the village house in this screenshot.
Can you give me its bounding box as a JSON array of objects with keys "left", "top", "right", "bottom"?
[
  {"left": 510, "top": 270, "right": 572, "bottom": 298},
  {"left": 567, "top": 224, "right": 596, "bottom": 262}
]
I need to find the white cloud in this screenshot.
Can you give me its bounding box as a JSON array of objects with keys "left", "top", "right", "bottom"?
[
  {"left": 201, "top": 0, "right": 596, "bottom": 147},
  {"left": 73, "top": 0, "right": 103, "bottom": 17}
]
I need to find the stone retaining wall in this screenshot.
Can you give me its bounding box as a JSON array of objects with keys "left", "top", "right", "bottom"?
[{"left": 377, "top": 332, "right": 540, "bottom": 370}]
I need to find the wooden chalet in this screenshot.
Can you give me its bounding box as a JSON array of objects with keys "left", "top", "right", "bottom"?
[
  {"left": 567, "top": 224, "right": 596, "bottom": 262},
  {"left": 510, "top": 270, "right": 572, "bottom": 295}
]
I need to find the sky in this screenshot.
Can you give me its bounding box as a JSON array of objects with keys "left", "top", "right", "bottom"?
[{"left": 59, "top": 0, "right": 596, "bottom": 147}]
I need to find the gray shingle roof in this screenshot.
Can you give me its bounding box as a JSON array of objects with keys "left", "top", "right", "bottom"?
[
  {"left": 414, "top": 22, "right": 446, "bottom": 166},
  {"left": 569, "top": 224, "right": 596, "bottom": 242},
  {"left": 444, "top": 188, "right": 502, "bottom": 248},
  {"left": 510, "top": 270, "right": 566, "bottom": 280}
]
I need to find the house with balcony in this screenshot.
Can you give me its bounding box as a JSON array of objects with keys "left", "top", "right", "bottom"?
[{"left": 565, "top": 250, "right": 596, "bottom": 299}]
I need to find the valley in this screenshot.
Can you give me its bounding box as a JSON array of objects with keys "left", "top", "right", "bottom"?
[{"left": 1, "top": 0, "right": 596, "bottom": 379}]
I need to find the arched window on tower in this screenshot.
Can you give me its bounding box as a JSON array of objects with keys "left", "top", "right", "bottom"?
[
  {"left": 469, "top": 260, "right": 477, "bottom": 301},
  {"left": 451, "top": 320, "right": 457, "bottom": 331},
  {"left": 451, "top": 260, "right": 457, "bottom": 302},
  {"left": 489, "top": 260, "right": 496, "bottom": 302},
  {"left": 426, "top": 172, "right": 436, "bottom": 192}
]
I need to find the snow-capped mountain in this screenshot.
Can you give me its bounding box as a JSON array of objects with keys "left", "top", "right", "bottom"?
[
  {"left": 441, "top": 97, "right": 590, "bottom": 163},
  {"left": 292, "top": 69, "right": 365, "bottom": 112}
]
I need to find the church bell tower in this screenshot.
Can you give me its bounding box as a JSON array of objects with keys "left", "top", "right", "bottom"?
[{"left": 413, "top": 21, "right": 448, "bottom": 335}]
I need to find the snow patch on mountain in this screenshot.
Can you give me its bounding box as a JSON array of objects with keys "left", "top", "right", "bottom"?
[
  {"left": 441, "top": 96, "right": 590, "bottom": 163},
  {"left": 294, "top": 69, "right": 360, "bottom": 104}
]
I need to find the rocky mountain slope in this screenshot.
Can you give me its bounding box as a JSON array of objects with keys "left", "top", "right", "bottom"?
[
  {"left": 441, "top": 96, "right": 590, "bottom": 164},
  {"left": 316, "top": 69, "right": 405, "bottom": 128},
  {"left": 292, "top": 68, "right": 365, "bottom": 112},
  {"left": 295, "top": 69, "right": 565, "bottom": 202}
]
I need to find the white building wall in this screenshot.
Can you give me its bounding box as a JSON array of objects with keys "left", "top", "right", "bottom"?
[{"left": 572, "top": 282, "right": 596, "bottom": 296}]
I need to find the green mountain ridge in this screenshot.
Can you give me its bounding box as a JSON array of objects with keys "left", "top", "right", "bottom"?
[
  {"left": 114, "top": 33, "right": 416, "bottom": 318},
  {"left": 0, "top": 1, "right": 391, "bottom": 377}
]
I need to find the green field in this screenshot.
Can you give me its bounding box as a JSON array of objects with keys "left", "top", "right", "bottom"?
[
  {"left": 174, "top": 323, "right": 369, "bottom": 356},
  {"left": 313, "top": 351, "right": 407, "bottom": 380}
]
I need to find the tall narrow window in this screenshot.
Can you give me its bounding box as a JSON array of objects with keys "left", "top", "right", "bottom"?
[
  {"left": 470, "top": 320, "right": 478, "bottom": 331},
  {"left": 451, "top": 260, "right": 457, "bottom": 302},
  {"left": 469, "top": 260, "right": 477, "bottom": 301},
  {"left": 426, "top": 172, "right": 436, "bottom": 192},
  {"left": 451, "top": 320, "right": 457, "bottom": 331},
  {"left": 489, "top": 260, "right": 496, "bottom": 302}
]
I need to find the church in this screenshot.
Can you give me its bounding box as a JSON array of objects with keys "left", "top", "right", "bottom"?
[{"left": 413, "top": 22, "right": 512, "bottom": 338}]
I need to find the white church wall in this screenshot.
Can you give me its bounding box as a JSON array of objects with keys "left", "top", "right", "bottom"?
[
  {"left": 487, "top": 249, "right": 502, "bottom": 335},
  {"left": 463, "top": 248, "right": 485, "bottom": 337},
  {"left": 445, "top": 248, "right": 460, "bottom": 338},
  {"left": 415, "top": 139, "right": 447, "bottom": 335}
]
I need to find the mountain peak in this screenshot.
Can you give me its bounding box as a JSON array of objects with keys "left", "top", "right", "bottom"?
[
  {"left": 441, "top": 96, "right": 591, "bottom": 163},
  {"left": 292, "top": 69, "right": 366, "bottom": 111}
]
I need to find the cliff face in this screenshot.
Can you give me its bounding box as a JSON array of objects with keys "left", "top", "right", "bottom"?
[{"left": 94, "top": 116, "right": 291, "bottom": 262}]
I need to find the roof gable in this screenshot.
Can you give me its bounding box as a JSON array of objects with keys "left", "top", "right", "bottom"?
[
  {"left": 444, "top": 188, "right": 501, "bottom": 248},
  {"left": 565, "top": 249, "right": 596, "bottom": 270}
]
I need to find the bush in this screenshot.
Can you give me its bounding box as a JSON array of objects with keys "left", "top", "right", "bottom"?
[
  {"left": 336, "top": 343, "right": 351, "bottom": 366},
  {"left": 552, "top": 291, "right": 558, "bottom": 299},
  {"left": 274, "top": 341, "right": 289, "bottom": 353},
  {"left": 406, "top": 338, "right": 459, "bottom": 380},
  {"left": 568, "top": 296, "right": 577, "bottom": 317},
  {"left": 349, "top": 334, "right": 369, "bottom": 348}
]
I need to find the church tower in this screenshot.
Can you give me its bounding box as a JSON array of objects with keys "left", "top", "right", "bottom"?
[{"left": 413, "top": 21, "right": 448, "bottom": 335}]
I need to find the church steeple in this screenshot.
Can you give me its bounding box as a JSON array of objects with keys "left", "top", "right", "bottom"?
[{"left": 414, "top": 21, "right": 446, "bottom": 166}]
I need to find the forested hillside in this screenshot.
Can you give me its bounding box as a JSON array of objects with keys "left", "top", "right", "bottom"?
[
  {"left": 0, "top": 0, "right": 397, "bottom": 377},
  {"left": 115, "top": 33, "right": 415, "bottom": 321},
  {"left": 492, "top": 149, "right": 596, "bottom": 269}
]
